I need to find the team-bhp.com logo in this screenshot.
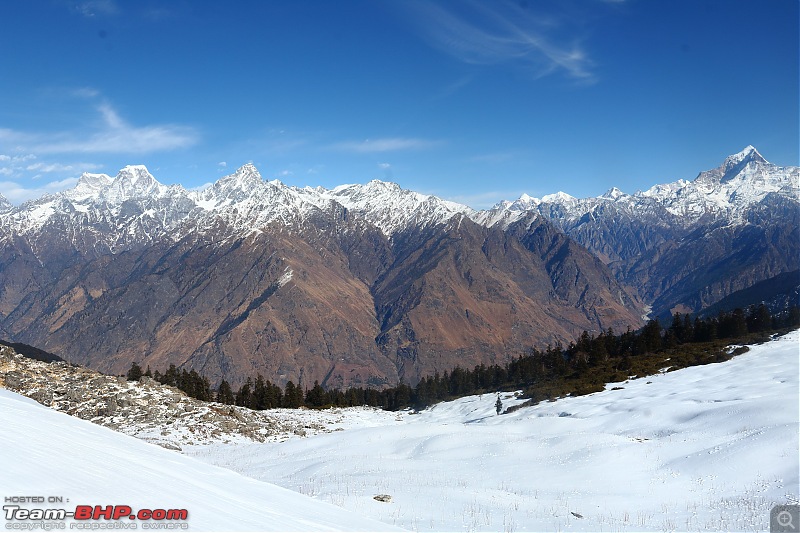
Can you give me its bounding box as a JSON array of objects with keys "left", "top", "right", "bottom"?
[{"left": 4, "top": 497, "right": 189, "bottom": 530}]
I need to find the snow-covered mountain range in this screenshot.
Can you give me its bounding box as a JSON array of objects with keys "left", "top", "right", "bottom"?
[
  {"left": 2, "top": 146, "right": 795, "bottom": 244},
  {"left": 477, "top": 145, "right": 798, "bottom": 228},
  {"left": 0, "top": 162, "right": 473, "bottom": 253},
  {"left": 0, "top": 146, "right": 796, "bottom": 388}
]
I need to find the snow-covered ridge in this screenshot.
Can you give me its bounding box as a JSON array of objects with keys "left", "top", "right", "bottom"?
[
  {"left": 0, "top": 164, "right": 473, "bottom": 247},
  {"left": 479, "top": 145, "right": 799, "bottom": 228},
  {"left": 0, "top": 146, "right": 795, "bottom": 250}
]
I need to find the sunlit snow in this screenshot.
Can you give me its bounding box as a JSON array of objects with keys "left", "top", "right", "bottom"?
[
  {"left": 185, "top": 331, "right": 800, "bottom": 532},
  {"left": 0, "top": 390, "right": 401, "bottom": 532}
]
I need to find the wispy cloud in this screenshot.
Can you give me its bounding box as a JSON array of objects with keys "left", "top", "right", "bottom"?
[
  {"left": 0, "top": 177, "right": 81, "bottom": 204},
  {"left": 26, "top": 162, "right": 103, "bottom": 174},
  {"left": 71, "top": 0, "right": 119, "bottom": 18},
  {"left": 330, "top": 137, "right": 443, "bottom": 153},
  {"left": 404, "top": 0, "right": 594, "bottom": 82},
  {"left": 0, "top": 102, "right": 198, "bottom": 155}
]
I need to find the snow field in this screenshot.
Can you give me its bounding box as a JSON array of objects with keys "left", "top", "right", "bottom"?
[
  {"left": 186, "top": 331, "right": 800, "bottom": 532},
  {"left": 0, "top": 389, "right": 402, "bottom": 532}
]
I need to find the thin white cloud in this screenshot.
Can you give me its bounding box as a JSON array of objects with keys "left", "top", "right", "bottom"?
[
  {"left": 26, "top": 162, "right": 102, "bottom": 174},
  {"left": 1, "top": 102, "right": 199, "bottom": 155},
  {"left": 71, "top": 87, "right": 101, "bottom": 99},
  {"left": 72, "top": 0, "right": 119, "bottom": 18},
  {"left": 331, "top": 137, "right": 442, "bottom": 153},
  {"left": 0, "top": 177, "right": 81, "bottom": 204},
  {"left": 468, "top": 151, "right": 516, "bottom": 164},
  {"left": 405, "top": 0, "right": 594, "bottom": 82}
]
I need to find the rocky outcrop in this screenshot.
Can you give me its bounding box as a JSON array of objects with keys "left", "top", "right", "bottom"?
[{"left": 0, "top": 345, "right": 356, "bottom": 450}]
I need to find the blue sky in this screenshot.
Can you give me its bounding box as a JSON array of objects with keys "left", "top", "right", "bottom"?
[{"left": 1, "top": 0, "right": 797, "bottom": 207}]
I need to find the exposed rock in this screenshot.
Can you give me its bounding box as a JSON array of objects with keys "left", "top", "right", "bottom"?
[{"left": 0, "top": 345, "right": 359, "bottom": 449}]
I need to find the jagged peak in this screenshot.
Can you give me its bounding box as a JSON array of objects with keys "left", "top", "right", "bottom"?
[
  {"left": 540, "top": 191, "right": 576, "bottom": 204},
  {"left": 0, "top": 192, "right": 12, "bottom": 212},
  {"left": 725, "top": 145, "right": 766, "bottom": 167},
  {"left": 231, "top": 163, "right": 262, "bottom": 180},
  {"left": 116, "top": 165, "right": 157, "bottom": 183},
  {"left": 601, "top": 187, "right": 627, "bottom": 201},
  {"left": 75, "top": 172, "right": 113, "bottom": 191},
  {"left": 692, "top": 146, "right": 772, "bottom": 186},
  {"left": 210, "top": 164, "right": 265, "bottom": 192}
]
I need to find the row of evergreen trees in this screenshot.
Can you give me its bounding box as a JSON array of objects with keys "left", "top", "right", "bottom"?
[{"left": 127, "top": 304, "right": 799, "bottom": 412}]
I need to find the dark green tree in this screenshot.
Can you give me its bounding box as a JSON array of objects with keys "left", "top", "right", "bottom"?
[
  {"left": 235, "top": 378, "right": 253, "bottom": 407},
  {"left": 284, "top": 381, "right": 304, "bottom": 408},
  {"left": 216, "top": 379, "right": 235, "bottom": 405},
  {"left": 305, "top": 380, "right": 327, "bottom": 407},
  {"left": 126, "top": 362, "right": 143, "bottom": 381}
]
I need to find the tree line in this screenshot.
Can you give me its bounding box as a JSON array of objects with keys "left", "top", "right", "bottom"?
[{"left": 127, "top": 303, "right": 799, "bottom": 412}]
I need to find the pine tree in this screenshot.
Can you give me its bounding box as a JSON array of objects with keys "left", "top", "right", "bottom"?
[
  {"left": 235, "top": 378, "right": 253, "bottom": 407},
  {"left": 305, "top": 380, "right": 326, "bottom": 408},
  {"left": 253, "top": 374, "right": 268, "bottom": 410},
  {"left": 216, "top": 379, "right": 235, "bottom": 405},
  {"left": 126, "top": 362, "right": 143, "bottom": 381},
  {"left": 284, "top": 381, "right": 304, "bottom": 408}
]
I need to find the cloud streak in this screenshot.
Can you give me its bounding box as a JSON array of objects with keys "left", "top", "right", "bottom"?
[
  {"left": 0, "top": 177, "right": 81, "bottom": 204},
  {"left": 405, "top": 0, "right": 594, "bottom": 82},
  {"left": 330, "top": 137, "right": 443, "bottom": 153},
  {"left": 0, "top": 102, "right": 198, "bottom": 155}
]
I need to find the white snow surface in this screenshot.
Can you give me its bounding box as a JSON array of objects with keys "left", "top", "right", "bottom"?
[
  {"left": 0, "top": 388, "right": 402, "bottom": 532},
  {"left": 184, "top": 331, "right": 800, "bottom": 532}
]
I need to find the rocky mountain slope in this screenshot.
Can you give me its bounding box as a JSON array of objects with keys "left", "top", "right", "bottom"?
[
  {"left": 0, "top": 146, "right": 794, "bottom": 388},
  {"left": 0, "top": 164, "right": 641, "bottom": 388},
  {"left": 478, "top": 146, "right": 799, "bottom": 318}
]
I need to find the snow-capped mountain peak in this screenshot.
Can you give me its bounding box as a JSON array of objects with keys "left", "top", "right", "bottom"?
[
  {"left": 73, "top": 172, "right": 113, "bottom": 194},
  {"left": 298, "top": 179, "right": 474, "bottom": 237},
  {"left": 600, "top": 187, "right": 627, "bottom": 201},
  {"left": 1, "top": 147, "right": 794, "bottom": 252},
  {"left": 479, "top": 146, "right": 797, "bottom": 228},
  {"left": 212, "top": 163, "right": 263, "bottom": 191},
  {"left": 0, "top": 192, "right": 13, "bottom": 214},
  {"left": 101, "top": 165, "right": 168, "bottom": 204},
  {"left": 541, "top": 191, "right": 576, "bottom": 204},
  {"left": 724, "top": 144, "right": 766, "bottom": 169}
]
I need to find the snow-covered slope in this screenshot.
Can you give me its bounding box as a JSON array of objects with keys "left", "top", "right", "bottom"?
[
  {"left": 187, "top": 330, "right": 800, "bottom": 532},
  {"left": 0, "top": 388, "right": 401, "bottom": 532},
  {"left": 0, "top": 192, "right": 12, "bottom": 214},
  {"left": 298, "top": 180, "right": 474, "bottom": 237}
]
